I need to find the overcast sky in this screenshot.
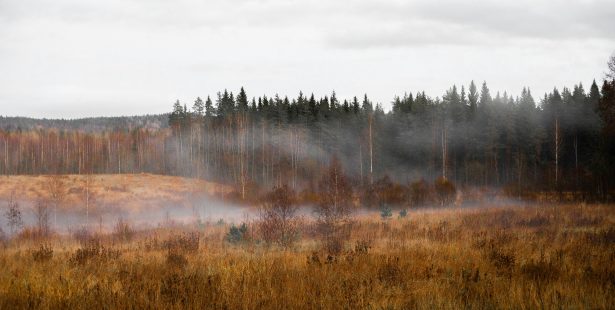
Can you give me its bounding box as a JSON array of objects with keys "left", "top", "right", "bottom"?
[{"left": 1, "top": 0, "right": 614, "bottom": 118}]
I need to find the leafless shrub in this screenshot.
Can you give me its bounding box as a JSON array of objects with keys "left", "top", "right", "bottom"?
[
  {"left": 606, "top": 52, "right": 615, "bottom": 79},
  {"left": 140, "top": 235, "right": 161, "bottom": 251},
  {"left": 69, "top": 239, "right": 121, "bottom": 265},
  {"left": 46, "top": 175, "right": 67, "bottom": 230},
  {"left": 306, "top": 251, "right": 321, "bottom": 266},
  {"left": 4, "top": 192, "right": 23, "bottom": 236},
  {"left": 71, "top": 226, "right": 96, "bottom": 246},
  {"left": 409, "top": 179, "right": 431, "bottom": 207},
  {"left": 363, "top": 175, "right": 407, "bottom": 208},
  {"left": 434, "top": 177, "right": 456, "bottom": 206},
  {"left": 163, "top": 232, "right": 200, "bottom": 254},
  {"left": 259, "top": 185, "right": 300, "bottom": 248},
  {"left": 315, "top": 158, "right": 354, "bottom": 255},
  {"left": 162, "top": 210, "right": 177, "bottom": 228},
  {"left": 31, "top": 244, "right": 53, "bottom": 262},
  {"left": 34, "top": 198, "right": 51, "bottom": 238},
  {"left": 319, "top": 228, "right": 349, "bottom": 256},
  {"left": 16, "top": 226, "right": 42, "bottom": 241},
  {"left": 0, "top": 227, "right": 6, "bottom": 247},
  {"left": 112, "top": 217, "right": 135, "bottom": 243},
  {"left": 344, "top": 239, "right": 372, "bottom": 264},
  {"left": 353, "top": 239, "right": 371, "bottom": 255}
]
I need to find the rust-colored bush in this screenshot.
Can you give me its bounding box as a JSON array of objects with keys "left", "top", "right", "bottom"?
[
  {"left": 434, "top": 177, "right": 456, "bottom": 206},
  {"left": 259, "top": 185, "right": 300, "bottom": 248},
  {"left": 363, "top": 176, "right": 408, "bottom": 208},
  {"left": 69, "top": 240, "right": 121, "bottom": 265},
  {"left": 163, "top": 232, "right": 200, "bottom": 254},
  {"left": 31, "top": 244, "right": 53, "bottom": 262},
  {"left": 409, "top": 179, "right": 431, "bottom": 207}
]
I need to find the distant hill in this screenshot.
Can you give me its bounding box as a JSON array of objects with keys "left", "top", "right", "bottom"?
[{"left": 0, "top": 114, "right": 169, "bottom": 132}]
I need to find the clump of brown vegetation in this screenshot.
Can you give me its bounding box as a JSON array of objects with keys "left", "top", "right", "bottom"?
[
  {"left": 0, "top": 203, "right": 613, "bottom": 309},
  {"left": 314, "top": 158, "right": 355, "bottom": 255},
  {"left": 31, "top": 243, "right": 53, "bottom": 262},
  {"left": 434, "top": 176, "right": 456, "bottom": 206},
  {"left": 258, "top": 185, "right": 300, "bottom": 248},
  {"left": 69, "top": 239, "right": 121, "bottom": 265},
  {"left": 112, "top": 217, "right": 135, "bottom": 243}
]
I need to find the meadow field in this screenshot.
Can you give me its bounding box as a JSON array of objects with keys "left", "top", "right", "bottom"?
[{"left": 0, "top": 201, "right": 612, "bottom": 309}]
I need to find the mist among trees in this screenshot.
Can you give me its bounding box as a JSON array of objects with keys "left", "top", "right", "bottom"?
[{"left": 1, "top": 64, "right": 614, "bottom": 204}]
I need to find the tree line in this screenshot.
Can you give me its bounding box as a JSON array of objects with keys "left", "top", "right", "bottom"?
[{"left": 1, "top": 63, "right": 614, "bottom": 203}]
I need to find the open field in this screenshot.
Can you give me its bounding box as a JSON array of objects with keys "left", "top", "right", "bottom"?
[
  {"left": 0, "top": 174, "right": 238, "bottom": 233},
  {"left": 0, "top": 174, "right": 232, "bottom": 211},
  {"left": 0, "top": 203, "right": 613, "bottom": 309}
]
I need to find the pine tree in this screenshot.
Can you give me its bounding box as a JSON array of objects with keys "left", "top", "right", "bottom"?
[
  {"left": 169, "top": 100, "right": 185, "bottom": 129},
  {"left": 362, "top": 94, "right": 373, "bottom": 113},
  {"left": 468, "top": 81, "right": 479, "bottom": 117},
  {"left": 192, "top": 97, "right": 205, "bottom": 116},
  {"left": 349, "top": 96, "right": 359, "bottom": 114},
  {"left": 237, "top": 87, "right": 249, "bottom": 112},
  {"left": 479, "top": 81, "right": 492, "bottom": 108},
  {"left": 204, "top": 96, "right": 215, "bottom": 117}
]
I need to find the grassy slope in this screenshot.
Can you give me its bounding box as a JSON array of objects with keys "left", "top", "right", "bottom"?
[{"left": 0, "top": 174, "right": 232, "bottom": 212}]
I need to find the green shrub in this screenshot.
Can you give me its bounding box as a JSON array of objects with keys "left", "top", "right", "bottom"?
[
  {"left": 398, "top": 209, "right": 408, "bottom": 219},
  {"left": 380, "top": 204, "right": 392, "bottom": 220},
  {"left": 225, "top": 223, "right": 248, "bottom": 244}
]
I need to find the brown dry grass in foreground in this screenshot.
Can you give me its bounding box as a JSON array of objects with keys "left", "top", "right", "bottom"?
[{"left": 0, "top": 203, "right": 613, "bottom": 309}]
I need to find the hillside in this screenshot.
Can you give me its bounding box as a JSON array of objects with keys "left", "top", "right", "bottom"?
[
  {"left": 0, "top": 114, "right": 168, "bottom": 132},
  {"left": 0, "top": 174, "right": 232, "bottom": 213}
]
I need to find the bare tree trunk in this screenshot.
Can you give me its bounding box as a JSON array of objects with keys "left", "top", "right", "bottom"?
[
  {"left": 574, "top": 134, "right": 578, "bottom": 194},
  {"left": 441, "top": 123, "right": 447, "bottom": 179},
  {"left": 369, "top": 113, "right": 373, "bottom": 184},
  {"left": 359, "top": 146, "right": 363, "bottom": 184},
  {"left": 85, "top": 175, "right": 90, "bottom": 229},
  {"left": 252, "top": 120, "right": 255, "bottom": 181},
  {"left": 555, "top": 118, "right": 560, "bottom": 189},
  {"left": 262, "top": 121, "right": 266, "bottom": 185}
]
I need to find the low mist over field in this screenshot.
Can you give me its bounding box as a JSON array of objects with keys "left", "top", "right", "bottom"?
[{"left": 1, "top": 0, "right": 614, "bottom": 308}]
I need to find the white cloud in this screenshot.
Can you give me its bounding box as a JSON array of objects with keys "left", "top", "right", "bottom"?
[{"left": 0, "top": 0, "right": 613, "bottom": 118}]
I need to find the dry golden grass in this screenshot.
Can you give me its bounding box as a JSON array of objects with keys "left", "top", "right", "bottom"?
[
  {"left": 0, "top": 174, "right": 232, "bottom": 212},
  {"left": 0, "top": 203, "right": 613, "bottom": 309}
]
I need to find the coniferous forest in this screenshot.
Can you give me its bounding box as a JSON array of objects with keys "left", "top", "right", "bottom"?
[{"left": 1, "top": 76, "right": 614, "bottom": 203}]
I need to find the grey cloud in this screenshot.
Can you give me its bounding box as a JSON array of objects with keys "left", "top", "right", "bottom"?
[
  {"left": 3, "top": 0, "right": 614, "bottom": 41},
  {"left": 323, "top": 0, "right": 615, "bottom": 49},
  {"left": 326, "top": 20, "right": 488, "bottom": 49},
  {"left": 0, "top": 0, "right": 613, "bottom": 117},
  {"left": 412, "top": 0, "right": 615, "bottom": 40}
]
